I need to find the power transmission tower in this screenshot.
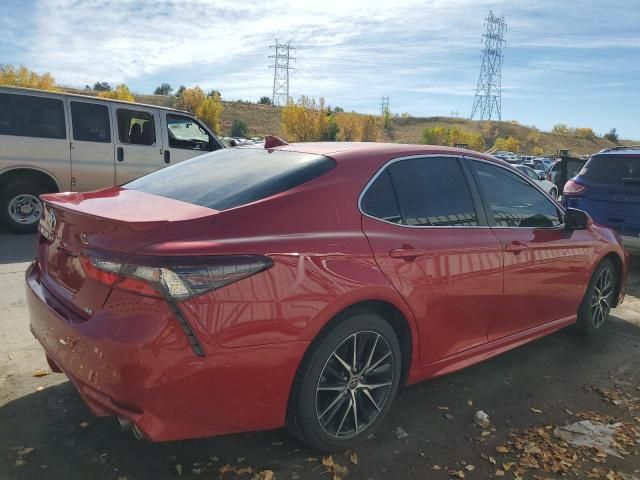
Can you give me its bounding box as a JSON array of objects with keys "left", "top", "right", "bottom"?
[
  {"left": 470, "top": 11, "right": 507, "bottom": 121},
  {"left": 450, "top": 110, "right": 459, "bottom": 118},
  {"left": 269, "top": 39, "right": 295, "bottom": 106},
  {"left": 380, "top": 96, "right": 390, "bottom": 116}
]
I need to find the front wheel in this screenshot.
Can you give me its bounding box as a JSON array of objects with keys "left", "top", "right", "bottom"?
[
  {"left": 0, "top": 183, "right": 48, "bottom": 234},
  {"left": 287, "top": 310, "right": 402, "bottom": 452},
  {"left": 576, "top": 259, "right": 617, "bottom": 335}
]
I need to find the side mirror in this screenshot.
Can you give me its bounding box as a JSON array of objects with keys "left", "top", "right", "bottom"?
[{"left": 564, "top": 208, "right": 592, "bottom": 231}]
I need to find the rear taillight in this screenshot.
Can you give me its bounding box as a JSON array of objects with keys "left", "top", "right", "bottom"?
[
  {"left": 82, "top": 254, "right": 273, "bottom": 301},
  {"left": 563, "top": 179, "right": 587, "bottom": 195}
]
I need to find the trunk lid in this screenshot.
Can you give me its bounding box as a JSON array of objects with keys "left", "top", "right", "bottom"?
[{"left": 37, "top": 187, "right": 216, "bottom": 319}]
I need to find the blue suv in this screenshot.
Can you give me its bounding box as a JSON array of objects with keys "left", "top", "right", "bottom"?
[{"left": 562, "top": 146, "right": 640, "bottom": 254}]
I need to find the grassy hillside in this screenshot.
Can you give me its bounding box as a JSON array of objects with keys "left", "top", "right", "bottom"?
[{"left": 64, "top": 88, "right": 631, "bottom": 156}]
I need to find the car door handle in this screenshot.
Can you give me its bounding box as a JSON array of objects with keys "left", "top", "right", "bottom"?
[
  {"left": 117, "top": 147, "right": 124, "bottom": 162},
  {"left": 389, "top": 247, "right": 426, "bottom": 260},
  {"left": 505, "top": 243, "right": 528, "bottom": 253},
  {"left": 164, "top": 150, "right": 171, "bottom": 164}
]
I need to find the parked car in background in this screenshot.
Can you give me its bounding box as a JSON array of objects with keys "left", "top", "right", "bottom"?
[
  {"left": 26, "top": 142, "right": 627, "bottom": 451},
  {"left": 494, "top": 151, "right": 520, "bottom": 163},
  {"left": 563, "top": 146, "right": 640, "bottom": 254},
  {"left": 515, "top": 164, "right": 559, "bottom": 198},
  {"left": 548, "top": 156, "right": 587, "bottom": 194},
  {"left": 524, "top": 157, "right": 553, "bottom": 174},
  {"left": 0, "top": 86, "right": 224, "bottom": 233}
]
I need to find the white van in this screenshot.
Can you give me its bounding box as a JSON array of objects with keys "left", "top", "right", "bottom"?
[{"left": 0, "top": 86, "right": 224, "bottom": 232}]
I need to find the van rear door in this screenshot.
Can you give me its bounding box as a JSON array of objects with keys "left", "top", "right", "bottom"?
[
  {"left": 112, "top": 105, "right": 164, "bottom": 184},
  {"left": 67, "top": 98, "right": 115, "bottom": 191}
]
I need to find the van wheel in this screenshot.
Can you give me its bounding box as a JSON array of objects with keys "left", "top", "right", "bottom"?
[
  {"left": 576, "top": 259, "right": 617, "bottom": 335},
  {"left": 0, "top": 183, "right": 47, "bottom": 234},
  {"left": 287, "top": 310, "right": 401, "bottom": 452}
]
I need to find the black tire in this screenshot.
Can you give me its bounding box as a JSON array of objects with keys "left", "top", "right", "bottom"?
[
  {"left": 0, "top": 182, "right": 48, "bottom": 234},
  {"left": 287, "top": 309, "right": 402, "bottom": 452},
  {"left": 576, "top": 259, "right": 617, "bottom": 335}
]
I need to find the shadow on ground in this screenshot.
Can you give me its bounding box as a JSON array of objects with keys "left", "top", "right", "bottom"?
[{"left": 1, "top": 317, "right": 639, "bottom": 480}]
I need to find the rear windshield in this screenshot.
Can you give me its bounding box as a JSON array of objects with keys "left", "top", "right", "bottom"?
[
  {"left": 125, "top": 147, "right": 336, "bottom": 210},
  {"left": 581, "top": 154, "right": 640, "bottom": 187}
]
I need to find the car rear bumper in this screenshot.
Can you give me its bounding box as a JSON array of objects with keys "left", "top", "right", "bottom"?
[{"left": 25, "top": 262, "right": 308, "bottom": 441}]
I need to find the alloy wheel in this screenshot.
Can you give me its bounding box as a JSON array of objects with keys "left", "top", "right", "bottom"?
[
  {"left": 315, "top": 331, "right": 395, "bottom": 439},
  {"left": 590, "top": 267, "right": 614, "bottom": 328},
  {"left": 8, "top": 194, "right": 42, "bottom": 225}
]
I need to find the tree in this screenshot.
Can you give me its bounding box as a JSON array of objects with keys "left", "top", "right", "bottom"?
[
  {"left": 493, "top": 136, "right": 521, "bottom": 153},
  {"left": 420, "top": 126, "right": 485, "bottom": 152},
  {"left": 230, "top": 119, "right": 249, "bottom": 138},
  {"left": 532, "top": 146, "right": 544, "bottom": 156},
  {"left": 97, "top": 84, "right": 134, "bottom": 102},
  {"left": 381, "top": 104, "right": 393, "bottom": 130},
  {"left": 93, "top": 81, "right": 112, "bottom": 92},
  {"left": 196, "top": 92, "right": 223, "bottom": 134},
  {"left": 258, "top": 96, "right": 272, "bottom": 105},
  {"left": 207, "top": 89, "right": 221, "bottom": 98},
  {"left": 574, "top": 127, "right": 596, "bottom": 140},
  {"left": 526, "top": 129, "right": 541, "bottom": 143},
  {"left": 552, "top": 123, "right": 570, "bottom": 136},
  {"left": 175, "top": 85, "right": 186, "bottom": 97},
  {"left": 281, "top": 96, "right": 331, "bottom": 141},
  {"left": 604, "top": 128, "right": 619, "bottom": 142},
  {"left": 0, "top": 65, "right": 57, "bottom": 91},
  {"left": 176, "top": 86, "right": 206, "bottom": 113},
  {"left": 154, "top": 83, "right": 173, "bottom": 95}
]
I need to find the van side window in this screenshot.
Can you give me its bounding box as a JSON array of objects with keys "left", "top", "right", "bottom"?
[
  {"left": 166, "top": 114, "right": 213, "bottom": 151},
  {"left": 0, "top": 92, "right": 66, "bottom": 139},
  {"left": 116, "top": 109, "right": 155, "bottom": 146},
  {"left": 70, "top": 102, "right": 111, "bottom": 143}
]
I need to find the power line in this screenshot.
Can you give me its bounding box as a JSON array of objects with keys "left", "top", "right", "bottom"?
[
  {"left": 471, "top": 10, "right": 507, "bottom": 121},
  {"left": 380, "top": 96, "right": 390, "bottom": 116},
  {"left": 269, "top": 39, "right": 295, "bottom": 106}
]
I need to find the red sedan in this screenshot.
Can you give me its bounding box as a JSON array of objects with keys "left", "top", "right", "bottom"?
[{"left": 26, "top": 141, "right": 627, "bottom": 451}]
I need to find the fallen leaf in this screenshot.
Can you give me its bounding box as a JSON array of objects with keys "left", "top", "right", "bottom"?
[
  {"left": 465, "top": 464, "right": 476, "bottom": 471},
  {"left": 78, "top": 421, "right": 90, "bottom": 428},
  {"left": 489, "top": 457, "right": 496, "bottom": 465},
  {"left": 432, "top": 464, "right": 442, "bottom": 470},
  {"left": 502, "top": 462, "right": 515, "bottom": 471},
  {"left": 449, "top": 470, "right": 465, "bottom": 478},
  {"left": 32, "top": 370, "right": 49, "bottom": 377},
  {"left": 175, "top": 464, "right": 182, "bottom": 476},
  {"left": 15, "top": 459, "right": 26, "bottom": 466},
  {"left": 254, "top": 470, "right": 275, "bottom": 480},
  {"left": 322, "top": 456, "right": 334, "bottom": 468},
  {"left": 481, "top": 430, "right": 491, "bottom": 437},
  {"left": 17, "top": 447, "right": 34, "bottom": 456},
  {"left": 438, "top": 406, "right": 449, "bottom": 410},
  {"left": 35, "top": 386, "right": 44, "bottom": 392},
  {"left": 495, "top": 469, "right": 505, "bottom": 476},
  {"left": 395, "top": 426, "right": 409, "bottom": 439},
  {"left": 496, "top": 446, "right": 510, "bottom": 454},
  {"left": 467, "top": 399, "right": 474, "bottom": 407},
  {"left": 530, "top": 407, "right": 542, "bottom": 414},
  {"left": 349, "top": 452, "right": 358, "bottom": 465}
]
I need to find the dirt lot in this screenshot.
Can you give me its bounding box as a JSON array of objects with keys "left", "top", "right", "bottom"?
[{"left": 1, "top": 230, "right": 639, "bottom": 480}]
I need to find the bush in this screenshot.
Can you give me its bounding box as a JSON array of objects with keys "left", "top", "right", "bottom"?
[
  {"left": 230, "top": 119, "right": 249, "bottom": 138},
  {"left": 420, "top": 126, "right": 485, "bottom": 152},
  {"left": 532, "top": 146, "right": 544, "bottom": 156},
  {"left": 93, "top": 81, "right": 111, "bottom": 92},
  {"left": 552, "top": 123, "right": 570, "bottom": 136},
  {"left": 258, "top": 96, "right": 272, "bottom": 105},
  {"left": 97, "top": 84, "right": 134, "bottom": 102},
  {"left": 334, "top": 112, "right": 379, "bottom": 142},
  {"left": 493, "top": 136, "right": 521, "bottom": 153},
  {"left": 281, "top": 96, "right": 331, "bottom": 141},
  {"left": 574, "top": 127, "right": 596, "bottom": 140},
  {"left": 0, "top": 65, "right": 57, "bottom": 91},
  {"left": 604, "top": 128, "right": 619, "bottom": 142},
  {"left": 526, "top": 129, "right": 541, "bottom": 143}
]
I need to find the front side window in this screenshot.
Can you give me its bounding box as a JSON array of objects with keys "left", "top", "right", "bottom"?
[
  {"left": 362, "top": 156, "right": 478, "bottom": 227},
  {"left": 71, "top": 101, "right": 110, "bottom": 143},
  {"left": 116, "top": 109, "right": 155, "bottom": 145},
  {"left": 473, "top": 161, "right": 561, "bottom": 228},
  {"left": 167, "top": 113, "right": 213, "bottom": 151},
  {"left": 0, "top": 93, "right": 65, "bottom": 139}
]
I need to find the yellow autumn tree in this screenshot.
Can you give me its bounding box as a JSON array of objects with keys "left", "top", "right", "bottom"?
[
  {"left": 281, "top": 96, "right": 330, "bottom": 141},
  {"left": 197, "top": 92, "right": 223, "bottom": 134},
  {"left": 97, "top": 84, "right": 135, "bottom": 102},
  {"left": 0, "top": 64, "right": 57, "bottom": 91},
  {"left": 532, "top": 146, "right": 544, "bottom": 156},
  {"left": 176, "top": 86, "right": 206, "bottom": 114},
  {"left": 493, "top": 136, "right": 521, "bottom": 152},
  {"left": 420, "top": 126, "right": 485, "bottom": 152}
]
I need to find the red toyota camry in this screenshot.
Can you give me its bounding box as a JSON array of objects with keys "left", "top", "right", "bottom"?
[{"left": 26, "top": 141, "right": 627, "bottom": 451}]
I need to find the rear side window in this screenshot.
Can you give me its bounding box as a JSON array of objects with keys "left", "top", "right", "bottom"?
[
  {"left": 0, "top": 92, "right": 66, "bottom": 139},
  {"left": 125, "top": 148, "right": 336, "bottom": 210},
  {"left": 580, "top": 154, "right": 640, "bottom": 187},
  {"left": 71, "top": 102, "right": 111, "bottom": 143},
  {"left": 117, "top": 109, "right": 155, "bottom": 145},
  {"left": 361, "top": 170, "right": 402, "bottom": 224}
]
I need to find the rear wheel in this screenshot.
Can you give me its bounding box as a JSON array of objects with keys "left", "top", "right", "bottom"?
[
  {"left": 576, "top": 259, "right": 617, "bottom": 335},
  {"left": 287, "top": 310, "right": 402, "bottom": 452},
  {"left": 0, "top": 182, "right": 48, "bottom": 234}
]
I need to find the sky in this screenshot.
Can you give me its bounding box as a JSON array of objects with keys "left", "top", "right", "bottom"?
[{"left": 2, "top": 0, "right": 639, "bottom": 139}]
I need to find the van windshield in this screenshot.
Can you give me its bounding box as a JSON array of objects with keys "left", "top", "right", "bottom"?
[
  {"left": 125, "top": 147, "right": 336, "bottom": 210},
  {"left": 581, "top": 154, "right": 640, "bottom": 187}
]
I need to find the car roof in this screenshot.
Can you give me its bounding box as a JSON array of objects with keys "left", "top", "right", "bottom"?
[
  {"left": 594, "top": 147, "right": 640, "bottom": 156},
  {"left": 0, "top": 85, "right": 192, "bottom": 114},
  {"left": 270, "top": 142, "right": 500, "bottom": 163}
]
